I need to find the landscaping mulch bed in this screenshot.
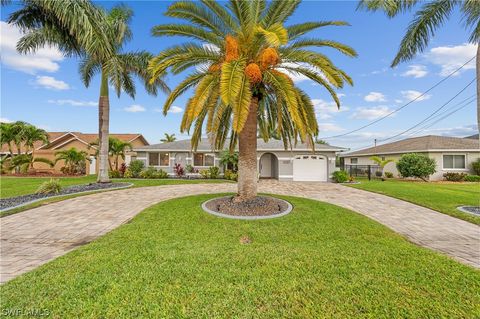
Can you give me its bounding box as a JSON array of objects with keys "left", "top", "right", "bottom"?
[
  {"left": 204, "top": 195, "right": 290, "bottom": 217},
  {"left": 457, "top": 206, "right": 480, "bottom": 216},
  {"left": 0, "top": 182, "right": 131, "bottom": 211}
]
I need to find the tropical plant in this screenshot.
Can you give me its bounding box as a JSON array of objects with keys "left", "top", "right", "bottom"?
[
  {"left": 21, "top": 125, "right": 49, "bottom": 168},
  {"left": 149, "top": 0, "right": 356, "bottom": 200},
  {"left": 90, "top": 137, "right": 132, "bottom": 171},
  {"left": 219, "top": 150, "right": 239, "bottom": 172},
  {"left": 370, "top": 155, "right": 394, "bottom": 177},
  {"left": 9, "top": 2, "right": 168, "bottom": 183},
  {"left": 128, "top": 160, "right": 145, "bottom": 178},
  {"left": 160, "top": 133, "right": 177, "bottom": 143},
  {"left": 9, "top": 154, "right": 54, "bottom": 174},
  {"left": 384, "top": 171, "right": 394, "bottom": 178},
  {"left": 208, "top": 166, "right": 220, "bottom": 179},
  {"left": 396, "top": 153, "right": 436, "bottom": 181},
  {"left": 36, "top": 178, "right": 62, "bottom": 195},
  {"left": 443, "top": 172, "right": 467, "bottom": 182},
  {"left": 358, "top": 0, "right": 480, "bottom": 131},
  {"left": 465, "top": 174, "right": 480, "bottom": 182},
  {"left": 173, "top": 163, "right": 185, "bottom": 177},
  {"left": 55, "top": 148, "right": 90, "bottom": 175},
  {"left": 471, "top": 158, "right": 480, "bottom": 175},
  {"left": 332, "top": 170, "right": 349, "bottom": 183}
]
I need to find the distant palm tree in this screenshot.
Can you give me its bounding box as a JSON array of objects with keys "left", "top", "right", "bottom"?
[
  {"left": 358, "top": 0, "right": 480, "bottom": 134},
  {"left": 8, "top": 2, "right": 168, "bottom": 183},
  {"left": 10, "top": 154, "right": 54, "bottom": 173},
  {"left": 149, "top": 0, "right": 356, "bottom": 201},
  {"left": 369, "top": 155, "right": 394, "bottom": 176},
  {"left": 90, "top": 137, "right": 132, "bottom": 171},
  {"left": 55, "top": 148, "right": 90, "bottom": 175},
  {"left": 21, "top": 125, "right": 49, "bottom": 168},
  {"left": 0, "top": 122, "right": 16, "bottom": 158},
  {"left": 160, "top": 133, "right": 177, "bottom": 143}
]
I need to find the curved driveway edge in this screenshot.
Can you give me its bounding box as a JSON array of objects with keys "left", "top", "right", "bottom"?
[{"left": 1, "top": 181, "right": 478, "bottom": 283}]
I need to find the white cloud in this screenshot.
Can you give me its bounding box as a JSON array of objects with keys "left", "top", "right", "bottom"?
[
  {"left": 124, "top": 104, "right": 146, "bottom": 113},
  {"left": 351, "top": 106, "right": 392, "bottom": 120},
  {"left": 364, "top": 92, "right": 386, "bottom": 102},
  {"left": 426, "top": 43, "right": 476, "bottom": 76},
  {"left": 317, "top": 123, "right": 344, "bottom": 132},
  {"left": 395, "top": 99, "right": 403, "bottom": 104},
  {"left": 278, "top": 62, "right": 310, "bottom": 83},
  {"left": 0, "top": 21, "right": 64, "bottom": 74},
  {"left": 337, "top": 93, "right": 346, "bottom": 98},
  {"left": 312, "top": 99, "right": 349, "bottom": 120},
  {"left": 34, "top": 76, "right": 69, "bottom": 90},
  {"left": 48, "top": 99, "right": 96, "bottom": 107},
  {"left": 419, "top": 124, "right": 478, "bottom": 137},
  {"left": 0, "top": 117, "right": 13, "bottom": 123},
  {"left": 401, "top": 90, "right": 431, "bottom": 102},
  {"left": 168, "top": 106, "right": 183, "bottom": 114},
  {"left": 401, "top": 65, "right": 428, "bottom": 78}
]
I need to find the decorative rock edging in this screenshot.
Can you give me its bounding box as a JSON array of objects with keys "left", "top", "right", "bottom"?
[
  {"left": 0, "top": 183, "right": 133, "bottom": 213},
  {"left": 457, "top": 206, "right": 480, "bottom": 216},
  {"left": 201, "top": 196, "right": 293, "bottom": 220}
]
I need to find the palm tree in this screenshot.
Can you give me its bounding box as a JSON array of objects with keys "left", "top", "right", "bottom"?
[
  {"left": 369, "top": 155, "right": 394, "bottom": 176},
  {"left": 21, "top": 124, "right": 49, "bottom": 168},
  {"left": 358, "top": 0, "right": 480, "bottom": 136},
  {"left": 160, "top": 133, "right": 177, "bottom": 143},
  {"left": 55, "top": 148, "right": 90, "bottom": 175},
  {"left": 149, "top": 0, "right": 356, "bottom": 201},
  {"left": 8, "top": 2, "right": 168, "bottom": 183},
  {"left": 219, "top": 150, "right": 239, "bottom": 172},
  {"left": 109, "top": 138, "right": 132, "bottom": 171},
  {"left": 10, "top": 154, "right": 54, "bottom": 174},
  {"left": 0, "top": 122, "right": 16, "bottom": 158}
]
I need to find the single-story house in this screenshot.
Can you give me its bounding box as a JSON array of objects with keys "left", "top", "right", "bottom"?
[
  {"left": 1, "top": 131, "right": 149, "bottom": 174},
  {"left": 132, "top": 139, "right": 346, "bottom": 182},
  {"left": 339, "top": 135, "right": 480, "bottom": 180}
]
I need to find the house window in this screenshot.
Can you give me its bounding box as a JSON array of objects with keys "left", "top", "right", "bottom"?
[
  {"left": 443, "top": 155, "right": 465, "bottom": 169},
  {"left": 350, "top": 158, "right": 358, "bottom": 164},
  {"left": 194, "top": 153, "right": 214, "bottom": 166},
  {"left": 148, "top": 152, "right": 169, "bottom": 166}
]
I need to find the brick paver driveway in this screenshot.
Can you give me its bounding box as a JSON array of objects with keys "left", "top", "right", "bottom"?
[{"left": 1, "top": 181, "right": 479, "bottom": 283}]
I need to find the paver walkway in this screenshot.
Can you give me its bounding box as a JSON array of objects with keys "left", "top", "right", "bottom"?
[{"left": 1, "top": 181, "right": 479, "bottom": 283}]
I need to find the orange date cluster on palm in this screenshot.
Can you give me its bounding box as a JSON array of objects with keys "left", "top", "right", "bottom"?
[{"left": 245, "top": 63, "right": 262, "bottom": 83}]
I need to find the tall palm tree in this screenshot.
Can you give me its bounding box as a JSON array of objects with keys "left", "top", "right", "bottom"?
[
  {"left": 160, "top": 133, "right": 177, "bottom": 143},
  {"left": 0, "top": 122, "right": 16, "bottom": 158},
  {"left": 149, "top": 0, "right": 356, "bottom": 200},
  {"left": 8, "top": 2, "right": 168, "bottom": 183},
  {"left": 21, "top": 124, "right": 49, "bottom": 168},
  {"left": 55, "top": 148, "right": 90, "bottom": 175},
  {"left": 358, "top": 0, "right": 480, "bottom": 137}
]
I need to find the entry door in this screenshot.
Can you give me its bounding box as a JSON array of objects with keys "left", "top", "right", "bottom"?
[
  {"left": 260, "top": 154, "right": 273, "bottom": 178},
  {"left": 293, "top": 155, "right": 327, "bottom": 181},
  {"left": 89, "top": 156, "right": 96, "bottom": 175}
]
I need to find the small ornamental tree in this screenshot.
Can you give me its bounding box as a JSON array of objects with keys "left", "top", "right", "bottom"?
[{"left": 396, "top": 153, "right": 436, "bottom": 181}]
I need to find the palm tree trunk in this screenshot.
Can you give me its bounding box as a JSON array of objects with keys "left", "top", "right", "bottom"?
[
  {"left": 476, "top": 44, "right": 479, "bottom": 143},
  {"left": 235, "top": 96, "right": 259, "bottom": 201},
  {"left": 98, "top": 69, "right": 111, "bottom": 183},
  {"left": 115, "top": 154, "right": 119, "bottom": 171}
]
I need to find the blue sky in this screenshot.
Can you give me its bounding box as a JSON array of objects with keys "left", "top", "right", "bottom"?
[{"left": 1, "top": 1, "right": 477, "bottom": 150}]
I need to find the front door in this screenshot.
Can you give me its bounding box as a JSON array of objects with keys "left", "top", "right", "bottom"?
[{"left": 89, "top": 156, "right": 96, "bottom": 175}]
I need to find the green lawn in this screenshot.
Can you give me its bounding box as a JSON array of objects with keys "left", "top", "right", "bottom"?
[
  {"left": 1, "top": 194, "right": 479, "bottom": 318},
  {"left": 346, "top": 179, "right": 480, "bottom": 225},
  {"left": 0, "top": 175, "right": 229, "bottom": 199}
]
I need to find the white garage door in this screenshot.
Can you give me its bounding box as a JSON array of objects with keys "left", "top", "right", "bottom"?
[{"left": 293, "top": 155, "right": 327, "bottom": 182}]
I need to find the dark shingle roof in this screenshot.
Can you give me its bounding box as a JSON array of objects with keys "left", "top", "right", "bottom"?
[
  {"left": 341, "top": 135, "right": 480, "bottom": 157},
  {"left": 466, "top": 133, "right": 479, "bottom": 139},
  {"left": 134, "top": 138, "right": 345, "bottom": 152}
]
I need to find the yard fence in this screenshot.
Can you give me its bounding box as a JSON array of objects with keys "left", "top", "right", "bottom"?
[{"left": 342, "top": 164, "right": 382, "bottom": 180}]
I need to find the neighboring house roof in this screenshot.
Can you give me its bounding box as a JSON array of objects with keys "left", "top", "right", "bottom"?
[
  {"left": 135, "top": 138, "right": 346, "bottom": 152},
  {"left": 0, "top": 132, "right": 149, "bottom": 153},
  {"left": 466, "top": 133, "right": 479, "bottom": 139},
  {"left": 340, "top": 135, "right": 480, "bottom": 157}
]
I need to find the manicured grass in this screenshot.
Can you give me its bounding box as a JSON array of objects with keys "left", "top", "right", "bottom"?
[
  {"left": 0, "top": 175, "right": 230, "bottom": 199},
  {"left": 1, "top": 194, "right": 479, "bottom": 318},
  {"left": 346, "top": 179, "right": 480, "bottom": 225}
]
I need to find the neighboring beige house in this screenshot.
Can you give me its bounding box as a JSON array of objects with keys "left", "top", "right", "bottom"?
[
  {"left": 133, "top": 139, "right": 346, "bottom": 182},
  {"left": 339, "top": 135, "right": 480, "bottom": 181},
  {"left": 1, "top": 132, "right": 149, "bottom": 174}
]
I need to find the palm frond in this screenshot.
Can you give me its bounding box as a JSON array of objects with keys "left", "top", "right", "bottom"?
[
  {"left": 357, "top": 0, "right": 419, "bottom": 18},
  {"left": 286, "top": 21, "right": 350, "bottom": 40}
]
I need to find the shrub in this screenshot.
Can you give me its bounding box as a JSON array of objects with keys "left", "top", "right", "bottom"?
[
  {"left": 229, "top": 172, "right": 238, "bottom": 181},
  {"left": 208, "top": 166, "right": 220, "bottom": 179},
  {"left": 36, "top": 179, "right": 62, "bottom": 195},
  {"left": 173, "top": 163, "right": 185, "bottom": 177},
  {"left": 185, "top": 164, "right": 194, "bottom": 173},
  {"left": 140, "top": 167, "right": 157, "bottom": 179},
  {"left": 471, "top": 159, "right": 480, "bottom": 175},
  {"left": 375, "top": 171, "right": 382, "bottom": 177},
  {"left": 109, "top": 170, "right": 122, "bottom": 178},
  {"left": 224, "top": 169, "right": 233, "bottom": 180},
  {"left": 332, "top": 170, "right": 349, "bottom": 183},
  {"left": 123, "top": 168, "right": 133, "bottom": 178},
  {"left": 443, "top": 172, "right": 467, "bottom": 182},
  {"left": 465, "top": 175, "right": 480, "bottom": 182},
  {"left": 199, "top": 169, "right": 210, "bottom": 179},
  {"left": 384, "top": 172, "right": 394, "bottom": 178},
  {"left": 396, "top": 153, "right": 436, "bottom": 181},
  {"left": 154, "top": 169, "right": 169, "bottom": 179},
  {"left": 129, "top": 160, "right": 144, "bottom": 178}
]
